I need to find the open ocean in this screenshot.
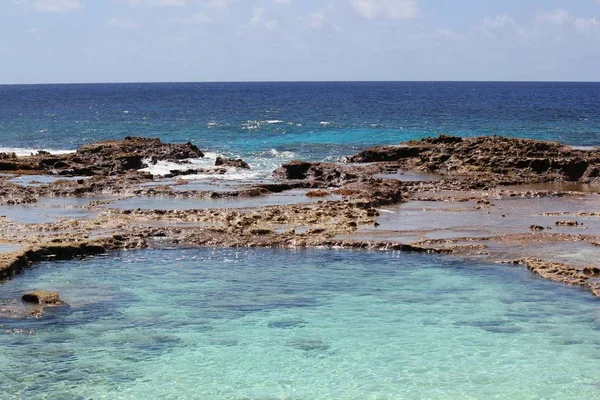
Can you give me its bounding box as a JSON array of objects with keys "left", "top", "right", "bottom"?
[
  {"left": 1, "top": 82, "right": 600, "bottom": 399},
  {"left": 1, "top": 82, "right": 599, "bottom": 164}
]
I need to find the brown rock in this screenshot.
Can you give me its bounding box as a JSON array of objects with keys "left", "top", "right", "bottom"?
[
  {"left": 215, "top": 157, "right": 250, "bottom": 169},
  {"left": 555, "top": 220, "right": 579, "bottom": 227},
  {"left": 346, "top": 134, "right": 600, "bottom": 185},
  {"left": 22, "top": 291, "right": 65, "bottom": 305},
  {"left": 273, "top": 161, "right": 359, "bottom": 186},
  {"left": 306, "top": 190, "right": 330, "bottom": 197},
  {"left": 0, "top": 136, "right": 205, "bottom": 177}
]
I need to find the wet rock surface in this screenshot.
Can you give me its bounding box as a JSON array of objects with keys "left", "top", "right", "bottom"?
[
  {"left": 347, "top": 134, "right": 600, "bottom": 186},
  {"left": 215, "top": 157, "right": 250, "bottom": 169},
  {"left": 1, "top": 134, "right": 599, "bottom": 302},
  {"left": 0, "top": 136, "right": 203, "bottom": 176},
  {"left": 22, "top": 291, "right": 64, "bottom": 305}
]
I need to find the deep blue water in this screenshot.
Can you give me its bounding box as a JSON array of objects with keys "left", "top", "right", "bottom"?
[{"left": 1, "top": 82, "right": 599, "bottom": 162}]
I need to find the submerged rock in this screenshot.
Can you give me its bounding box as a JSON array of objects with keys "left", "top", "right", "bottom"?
[{"left": 22, "top": 291, "right": 65, "bottom": 305}]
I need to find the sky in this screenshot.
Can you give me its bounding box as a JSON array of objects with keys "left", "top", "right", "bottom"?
[{"left": 1, "top": 0, "right": 600, "bottom": 83}]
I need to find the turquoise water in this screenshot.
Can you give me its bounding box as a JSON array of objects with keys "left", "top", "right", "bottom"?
[{"left": 1, "top": 249, "right": 600, "bottom": 399}]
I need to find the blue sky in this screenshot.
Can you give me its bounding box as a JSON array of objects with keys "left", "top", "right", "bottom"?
[{"left": 1, "top": 0, "right": 600, "bottom": 83}]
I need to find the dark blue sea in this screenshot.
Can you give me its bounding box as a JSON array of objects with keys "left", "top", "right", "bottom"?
[{"left": 1, "top": 82, "right": 599, "bottom": 161}]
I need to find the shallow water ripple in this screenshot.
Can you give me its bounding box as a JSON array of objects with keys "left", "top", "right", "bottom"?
[{"left": 1, "top": 249, "right": 600, "bottom": 399}]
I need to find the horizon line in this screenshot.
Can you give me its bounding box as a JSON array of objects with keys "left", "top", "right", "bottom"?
[{"left": 2, "top": 79, "right": 600, "bottom": 86}]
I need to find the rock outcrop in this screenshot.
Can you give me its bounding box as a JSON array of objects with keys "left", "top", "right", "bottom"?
[
  {"left": 273, "top": 161, "right": 360, "bottom": 186},
  {"left": 22, "top": 291, "right": 64, "bottom": 305},
  {"left": 347, "top": 134, "right": 600, "bottom": 185},
  {"left": 215, "top": 157, "right": 250, "bottom": 169},
  {"left": 0, "top": 136, "right": 204, "bottom": 176},
  {"left": 1, "top": 134, "right": 599, "bottom": 303}
]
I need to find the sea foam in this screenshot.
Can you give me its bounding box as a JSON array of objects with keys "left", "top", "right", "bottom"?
[
  {"left": 0, "top": 147, "right": 76, "bottom": 156},
  {"left": 138, "top": 148, "right": 297, "bottom": 182}
]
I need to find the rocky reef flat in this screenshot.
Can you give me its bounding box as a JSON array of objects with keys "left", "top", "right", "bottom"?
[{"left": 1, "top": 134, "right": 599, "bottom": 311}]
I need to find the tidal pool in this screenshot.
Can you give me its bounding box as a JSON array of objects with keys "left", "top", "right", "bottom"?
[
  {"left": 110, "top": 190, "right": 340, "bottom": 210},
  {"left": 0, "top": 197, "right": 103, "bottom": 224},
  {"left": 1, "top": 249, "right": 600, "bottom": 399}
]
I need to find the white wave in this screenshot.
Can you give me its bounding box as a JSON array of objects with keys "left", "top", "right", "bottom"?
[
  {"left": 269, "top": 149, "right": 296, "bottom": 158},
  {"left": 0, "top": 147, "right": 76, "bottom": 156},
  {"left": 242, "top": 120, "right": 286, "bottom": 130},
  {"left": 180, "top": 169, "right": 265, "bottom": 182},
  {"left": 202, "top": 152, "right": 221, "bottom": 160},
  {"left": 320, "top": 121, "right": 331, "bottom": 126},
  {"left": 242, "top": 120, "right": 260, "bottom": 130},
  {"left": 139, "top": 156, "right": 217, "bottom": 176},
  {"left": 206, "top": 122, "right": 219, "bottom": 127},
  {"left": 139, "top": 148, "right": 298, "bottom": 182}
]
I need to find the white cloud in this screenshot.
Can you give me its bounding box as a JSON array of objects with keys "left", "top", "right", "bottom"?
[
  {"left": 299, "top": 9, "right": 326, "bottom": 30},
  {"left": 437, "top": 28, "right": 463, "bottom": 40},
  {"left": 349, "top": 0, "right": 418, "bottom": 20},
  {"left": 106, "top": 17, "right": 140, "bottom": 29},
  {"left": 274, "top": 0, "right": 291, "bottom": 5},
  {"left": 204, "top": 0, "right": 230, "bottom": 8},
  {"left": 236, "top": 5, "right": 278, "bottom": 33},
  {"left": 534, "top": 10, "right": 599, "bottom": 37},
  {"left": 119, "top": 0, "right": 231, "bottom": 7},
  {"left": 119, "top": 0, "right": 187, "bottom": 6},
  {"left": 170, "top": 12, "right": 211, "bottom": 24},
  {"left": 264, "top": 19, "right": 278, "bottom": 30},
  {"left": 409, "top": 28, "right": 463, "bottom": 42},
  {"left": 482, "top": 15, "right": 516, "bottom": 30},
  {"left": 156, "top": 0, "right": 186, "bottom": 5},
  {"left": 251, "top": 6, "right": 265, "bottom": 25},
  {"left": 575, "top": 17, "right": 599, "bottom": 34},
  {"left": 480, "top": 15, "right": 517, "bottom": 39},
  {"left": 537, "top": 10, "right": 573, "bottom": 26},
  {"left": 32, "top": 0, "right": 82, "bottom": 12}
]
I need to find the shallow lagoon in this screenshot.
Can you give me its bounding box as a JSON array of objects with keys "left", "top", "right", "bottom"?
[{"left": 1, "top": 249, "right": 600, "bottom": 399}]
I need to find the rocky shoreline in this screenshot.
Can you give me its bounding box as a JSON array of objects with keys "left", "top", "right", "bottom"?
[{"left": 1, "top": 134, "right": 599, "bottom": 314}]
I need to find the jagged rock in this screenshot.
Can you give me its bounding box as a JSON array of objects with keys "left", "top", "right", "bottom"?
[
  {"left": 0, "top": 152, "right": 18, "bottom": 160},
  {"left": 0, "top": 136, "right": 204, "bottom": 176},
  {"left": 335, "top": 179, "right": 403, "bottom": 206},
  {"left": 345, "top": 145, "right": 427, "bottom": 163},
  {"left": 22, "top": 291, "right": 65, "bottom": 305},
  {"left": 273, "top": 161, "right": 359, "bottom": 186},
  {"left": 77, "top": 136, "right": 203, "bottom": 163},
  {"left": 306, "top": 190, "right": 330, "bottom": 197},
  {"left": 215, "top": 157, "right": 250, "bottom": 169},
  {"left": 346, "top": 134, "right": 600, "bottom": 184},
  {"left": 555, "top": 220, "right": 579, "bottom": 227}
]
